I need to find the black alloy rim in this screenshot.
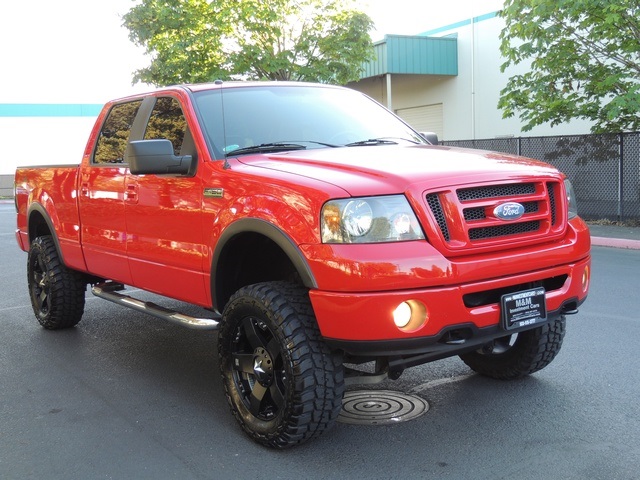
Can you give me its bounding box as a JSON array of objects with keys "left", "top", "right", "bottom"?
[
  {"left": 30, "top": 255, "right": 50, "bottom": 315},
  {"left": 231, "top": 316, "right": 287, "bottom": 420}
]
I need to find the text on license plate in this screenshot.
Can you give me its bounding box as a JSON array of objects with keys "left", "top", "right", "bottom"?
[{"left": 501, "top": 287, "right": 547, "bottom": 330}]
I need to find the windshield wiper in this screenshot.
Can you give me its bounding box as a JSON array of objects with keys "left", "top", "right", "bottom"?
[
  {"left": 298, "top": 140, "right": 341, "bottom": 148},
  {"left": 225, "top": 142, "right": 308, "bottom": 156},
  {"left": 345, "top": 138, "right": 399, "bottom": 147},
  {"left": 346, "top": 137, "right": 423, "bottom": 147}
]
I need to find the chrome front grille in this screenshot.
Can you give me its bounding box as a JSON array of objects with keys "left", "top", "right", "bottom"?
[{"left": 424, "top": 180, "right": 564, "bottom": 253}]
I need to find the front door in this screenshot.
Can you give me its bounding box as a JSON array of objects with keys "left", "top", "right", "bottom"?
[{"left": 124, "top": 96, "right": 208, "bottom": 306}]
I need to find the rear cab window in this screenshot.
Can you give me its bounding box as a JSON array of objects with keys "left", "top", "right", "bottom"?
[{"left": 93, "top": 101, "right": 142, "bottom": 164}]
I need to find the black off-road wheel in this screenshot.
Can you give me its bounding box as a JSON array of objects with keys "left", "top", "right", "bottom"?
[
  {"left": 218, "top": 282, "right": 344, "bottom": 449},
  {"left": 459, "top": 317, "right": 566, "bottom": 380},
  {"left": 27, "top": 236, "right": 86, "bottom": 329}
]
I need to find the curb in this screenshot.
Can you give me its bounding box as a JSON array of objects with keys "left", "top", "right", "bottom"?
[{"left": 591, "top": 236, "right": 640, "bottom": 250}]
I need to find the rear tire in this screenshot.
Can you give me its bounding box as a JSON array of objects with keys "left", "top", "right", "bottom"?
[
  {"left": 27, "top": 236, "right": 86, "bottom": 329},
  {"left": 218, "top": 282, "right": 344, "bottom": 448},
  {"left": 459, "top": 317, "right": 566, "bottom": 380}
]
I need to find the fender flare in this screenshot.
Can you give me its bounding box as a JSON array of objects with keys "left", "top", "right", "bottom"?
[
  {"left": 210, "top": 218, "right": 317, "bottom": 311},
  {"left": 27, "top": 202, "right": 66, "bottom": 264}
]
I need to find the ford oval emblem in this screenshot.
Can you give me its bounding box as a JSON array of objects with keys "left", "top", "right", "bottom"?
[{"left": 494, "top": 202, "right": 525, "bottom": 221}]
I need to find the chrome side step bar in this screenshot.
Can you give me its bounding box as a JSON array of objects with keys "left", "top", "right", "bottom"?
[{"left": 91, "top": 282, "right": 220, "bottom": 330}]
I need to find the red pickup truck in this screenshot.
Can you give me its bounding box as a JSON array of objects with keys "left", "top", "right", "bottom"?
[{"left": 14, "top": 82, "right": 591, "bottom": 448}]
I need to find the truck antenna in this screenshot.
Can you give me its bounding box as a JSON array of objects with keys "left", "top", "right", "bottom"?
[{"left": 216, "top": 80, "right": 231, "bottom": 170}]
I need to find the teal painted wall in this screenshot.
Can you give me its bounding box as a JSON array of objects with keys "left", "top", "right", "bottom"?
[
  {"left": 363, "top": 35, "right": 458, "bottom": 78},
  {"left": 0, "top": 104, "right": 102, "bottom": 117}
]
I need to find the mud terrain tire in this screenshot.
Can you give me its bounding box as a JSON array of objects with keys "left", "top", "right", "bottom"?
[
  {"left": 218, "top": 282, "right": 344, "bottom": 448},
  {"left": 27, "top": 236, "right": 86, "bottom": 329},
  {"left": 459, "top": 317, "right": 566, "bottom": 380}
]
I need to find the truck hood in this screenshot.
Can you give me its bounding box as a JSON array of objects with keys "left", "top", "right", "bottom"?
[{"left": 236, "top": 145, "right": 561, "bottom": 197}]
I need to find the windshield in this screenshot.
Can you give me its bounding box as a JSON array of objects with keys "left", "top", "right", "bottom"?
[{"left": 192, "top": 85, "right": 426, "bottom": 159}]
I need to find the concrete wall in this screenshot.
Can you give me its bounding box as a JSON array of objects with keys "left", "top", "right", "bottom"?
[
  {"left": 0, "top": 117, "right": 96, "bottom": 175},
  {"left": 0, "top": 116, "right": 97, "bottom": 197},
  {"left": 0, "top": 175, "right": 13, "bottom": 198}
]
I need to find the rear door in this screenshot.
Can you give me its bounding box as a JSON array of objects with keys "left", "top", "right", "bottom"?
[{"left": 78, "top": 100, "right": 142, "bottom": 284}]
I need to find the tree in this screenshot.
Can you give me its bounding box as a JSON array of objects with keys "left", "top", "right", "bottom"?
[
  {"left": 122, "top": 0, "right": 374, "bottom": 86},
  {"left": 498, "top": 0, "right": 640, "bottom": 133}
]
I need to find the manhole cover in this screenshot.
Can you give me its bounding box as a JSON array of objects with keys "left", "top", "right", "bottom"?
[{"left": 338, "top": 390, "right": 429, "bottom": 425}]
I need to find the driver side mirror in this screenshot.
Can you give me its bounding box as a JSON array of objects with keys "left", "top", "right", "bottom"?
[
  {"left": 126, "top": 139, "right": 194, "bottom": 175},
  {"left": 420, "top": 132, "right": 439, "bottom": 145}
]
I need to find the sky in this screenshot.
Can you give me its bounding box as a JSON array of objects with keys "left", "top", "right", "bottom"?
[
  {"left": 361, "top": 0, "right": 485, "bottom": 38},
  {"left": 0, "top": 0, "right": 500, "bottom": 104}
]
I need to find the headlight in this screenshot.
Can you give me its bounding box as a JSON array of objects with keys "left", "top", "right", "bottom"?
[
  {"left": 322, "top": 195, "right": 425, "bottom": 243},
  {"left": 564, "top": 179, "right": 578, "bottom": 219}
]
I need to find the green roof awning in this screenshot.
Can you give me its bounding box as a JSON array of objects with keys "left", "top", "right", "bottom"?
[{"left": 361, "top": 35, "right": 458, "bottom": 78}]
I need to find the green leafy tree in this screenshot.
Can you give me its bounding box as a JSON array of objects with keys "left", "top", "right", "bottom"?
[
  {"left": 498, "top": 0, "right": 640, "bottom": 133},
  {"left": 123, "top": 0, "right": 374, "bottom": 86}
]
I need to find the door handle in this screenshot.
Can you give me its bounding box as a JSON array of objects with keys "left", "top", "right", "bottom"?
[{"left": 125, "top": 184, "right": 138, "bottom": 203}]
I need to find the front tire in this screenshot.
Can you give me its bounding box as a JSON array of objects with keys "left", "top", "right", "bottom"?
[
  {"left": 218, "top": 282, "right": 344, "bottom": 448},
  {"left": 27, "top": 236, "right": 86, "bottom": 329},
  {"left": 459, "top": 317, "right": 566, "bottom": 380}
]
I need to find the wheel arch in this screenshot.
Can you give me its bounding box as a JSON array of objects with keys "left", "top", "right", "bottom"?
[{"left": 211, "top": 218, "right": 317, "bottom": 313}]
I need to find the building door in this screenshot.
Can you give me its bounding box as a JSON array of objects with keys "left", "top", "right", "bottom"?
[{"left": 396, "top": 104, "right": 444, "bottom": 141}]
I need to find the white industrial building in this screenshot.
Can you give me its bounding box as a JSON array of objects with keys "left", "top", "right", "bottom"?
[{"left": 348, "top": 8, "right": 593, "bottom": 141}]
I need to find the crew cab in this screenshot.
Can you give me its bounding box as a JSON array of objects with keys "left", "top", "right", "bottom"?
[{"left": 14, "top": 82, "right": 591, "bottom": 448}]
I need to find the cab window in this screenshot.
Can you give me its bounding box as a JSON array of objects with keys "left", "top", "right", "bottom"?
[
  {"left": 93, "top": 101, "right": 142, "bottom": 164},
  {"left": 144, "top": 97, "right": 188, "bottom": 155}
]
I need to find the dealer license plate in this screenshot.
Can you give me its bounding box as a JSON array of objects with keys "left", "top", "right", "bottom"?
[{"left": 501, "top": 287, "right": 547, "bottom": 331}]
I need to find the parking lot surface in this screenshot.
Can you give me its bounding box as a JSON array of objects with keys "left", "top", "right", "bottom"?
[{"left": 1, "top": 202, "right": 639, "bottom": 479}]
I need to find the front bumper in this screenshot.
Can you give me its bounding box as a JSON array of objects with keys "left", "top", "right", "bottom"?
[{"left": 309, "top": 255, "right": 591, "bottom": 354}]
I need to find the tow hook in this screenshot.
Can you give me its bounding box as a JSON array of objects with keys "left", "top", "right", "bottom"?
[
  {"left": 481, "top": 343, "right": 495, "bottom": 354},
  {"left": 440, "top": 328, "right": 471, "bottom": 345}
]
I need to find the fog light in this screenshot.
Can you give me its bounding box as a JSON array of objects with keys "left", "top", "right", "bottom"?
[
  {"left": 393, "top": 302, "right": 412, "bottom": 328},
  {"left": 393, "top": 300, "right": 428, "bottom": 332}
]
